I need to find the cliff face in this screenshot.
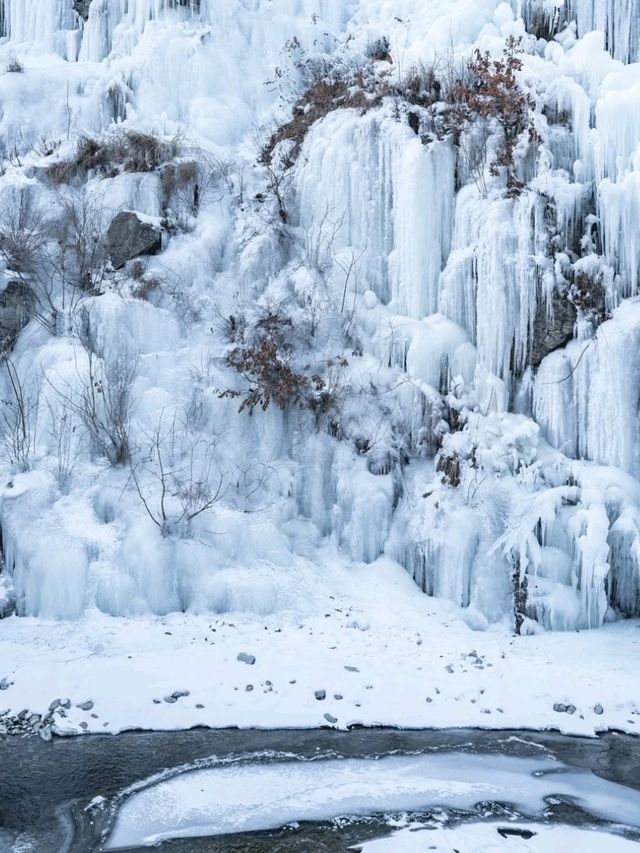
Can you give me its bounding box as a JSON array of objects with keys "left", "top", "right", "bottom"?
[{"left": 0, "top": 0, "right": 639, "bottom": 632}]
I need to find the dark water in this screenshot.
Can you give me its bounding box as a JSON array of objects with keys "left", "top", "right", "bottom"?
[{"left": 1, "top": 727, "right": 639, "bottom": 852}]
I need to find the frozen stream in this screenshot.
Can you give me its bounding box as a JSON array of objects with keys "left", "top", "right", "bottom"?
[{"left": 1, "top": 728, "right": 639, "bottom": 852}]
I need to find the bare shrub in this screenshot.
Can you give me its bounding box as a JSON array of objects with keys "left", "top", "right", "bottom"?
[
  {"left": 4, "top": 53, "right": 24, "bottom": 74},
  {"left": 47, "top": 402, "right": 80, "bottom": 492},
  {"left": 130, "top": 415, "right": 224, "bottom": 537},
  {"left": 0, "top": 359, "right": 39, "bottom": 471},
  {"left": 48, "top": 340, "right": 137, "bottom": 466}
]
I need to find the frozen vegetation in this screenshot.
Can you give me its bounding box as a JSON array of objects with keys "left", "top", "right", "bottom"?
[{"left": 0, "top": 0, "right": 639, "bottom": 694}]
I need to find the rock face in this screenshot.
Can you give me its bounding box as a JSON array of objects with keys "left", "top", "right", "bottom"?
[
  {"left": 72, "top": 0, "right": 92, "bottom": 21},
  {"left": 0, "top": 281, "right": 34, "bottom": 354},
  {"left": 531, "top": 291, "right": 577, "bottom": 367},
  {"left": 106, "top": 211, "right": 162, "bottom": 271}
]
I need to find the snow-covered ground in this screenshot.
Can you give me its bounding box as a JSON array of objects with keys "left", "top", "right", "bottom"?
[
  {"left": 360, "top": 823, "right": 640, "bottom": 852},
  {"left": 1, "top": 558, "right": 638, "bottom": 737}
]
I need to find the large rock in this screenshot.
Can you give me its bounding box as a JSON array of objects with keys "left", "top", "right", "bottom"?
[
  {"left": 73, "top": 0, "right": 92, "bottom": 20},
  {"left": 0, "top": 280, "right": 34, "bottom": 354},
  {"left": 106, "top": 211, "right": 162, "bottom": 271},
  {"left": 530, "top": 291, "right": 577, "bottom": 367}
]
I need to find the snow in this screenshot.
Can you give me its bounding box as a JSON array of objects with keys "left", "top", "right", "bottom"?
[
  {"left": 104, "top": 750, "right": 640, "bottom": 847},
  {"left": 360, "top": 823, "right": 640, "bottom": 852},
  {"left": 0, "top": 558, "right": 639, "bottom": 737}
]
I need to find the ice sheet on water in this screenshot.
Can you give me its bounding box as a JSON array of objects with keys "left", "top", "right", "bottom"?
[{"left": 105, "top": 753, "right": 640, "bottom": 848}]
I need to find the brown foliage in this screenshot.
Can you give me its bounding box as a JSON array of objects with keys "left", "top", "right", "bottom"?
[
  {"left": 260, "top": 73, "right": 388, "bottom": 168},
  {"left": 46, "top": 130, "right": 180, "bottom": 184}
]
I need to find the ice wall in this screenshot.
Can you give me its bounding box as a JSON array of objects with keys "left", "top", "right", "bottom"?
[{"left": 1, "top": 0, "right": 640, "bottom": 632}]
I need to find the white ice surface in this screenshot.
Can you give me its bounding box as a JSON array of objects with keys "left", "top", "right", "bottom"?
[{"left": 105, "top": 752, "right": 640, "bottom": 848}]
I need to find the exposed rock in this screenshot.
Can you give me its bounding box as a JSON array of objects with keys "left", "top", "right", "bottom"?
[
  {"left": 72, "top": 0, "right": 92, "bottom": 20},
  {"left": 531, "top": 291, "right": 577, "bottom": 367},
  {"left": 237, "top": 652, "right": 256, "bottom": 665},
  {"left": 59, "top": 698, "right": 71, "bottom": 710},
  {"left": 0, "top": 281, "right": 35, "bottom": 355},
  {"left": 106, "top": 211, "right": 162, "bottom": 271}
]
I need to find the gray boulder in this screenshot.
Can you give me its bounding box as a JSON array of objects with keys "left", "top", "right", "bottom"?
[
  {"left": 531, "top": 291, "right": 577, "bottom": 368},
  {"left": 0, "top": 281, "right": 34, "bottom": 354},
  {"left": 73, "top": 0, "right": 92, "bottom": 20},
  {"left": 107, "top": 211, "right": 161, "bottom": 271}
]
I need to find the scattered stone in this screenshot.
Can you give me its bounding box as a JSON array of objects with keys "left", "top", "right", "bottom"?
[
  {"left": 152, "top": 699, "right": 161, "bottom": 704},
  {"left": 171, "top": 689, "right": 190, "bottom": 699},
  {"left": 566, "top": 704, "right": 576, "bottom": 715},
  {"left": 195, "top": 704, "right": 205, "bottom": 709},
  {"left": 163, "top": 695, "right": 177, "bottom": 704},
  {"left": 445, "top": 664, "right": 454, "bottom": 674},
  {"left": 39, "top": 725, "right": 52, "bottom": 742},
  {"left": 0, "top": 679, "right": 9, "bottom": 691},
  {"left": 344, "top": 666, "right": 359, "bottom": 673},
  {"left": 594, "top": 704, "right": 604, "bottom": 715},
  {"left": 237, "top": 653, "right": 256, "bottom": 665},
  {"left": 553, "top": 703, "right": 576, "bottom": 714},
  {"left": 48, "top": 699, "right": 60, "bottom": 712},
  {"left": 79, "top": 721, "right": 89, "bottom": 730},
  {"left": 323, "top": 713, "right": 338, "bottom": 724},
  {"left": 91, "top": 713, "right": 99, "bottom": 718},
  {"left": 245, "top": 684, "right": 254, "bottom": 692},
  {"left": 314, "top": 690, "right": 326, "bottom": 701},
  {"left": 426, "top": 697, "right": 432, "bottom": 703},
  {"left": 76, "top": 700, "right": 94, "bottom": 711},
  {"left": 334, "top": 694, "right": 343, "bottom": 700},
  {"left": 59, "top": 699, "right": 71, "bottom": 710}
]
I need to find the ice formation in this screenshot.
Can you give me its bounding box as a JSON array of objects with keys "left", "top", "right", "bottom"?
[{"left": 0, "top": 0, "right": 639, "bottom": 633}]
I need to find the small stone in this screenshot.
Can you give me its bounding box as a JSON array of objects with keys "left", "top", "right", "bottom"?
[
  {"left": 76, "top": 700, "right": 94, "bottom": 711},
  {"left": 445, "top": 664, "right": 454, "bottom": 674},
  {"left": 39, "top": 725, "right": 52, "bottom": 742},
  {"left": 323, "top": 713, "right": 338, "bottom": 724},
  {"left": 48, "top": 699, "right": 60, "bottom": 712},
  {"left": 553, "top": 703, "right": 567, "bottom": 713},
  {"left": 91, "top": 713, "right": 98, "bottom": 718},
  {"left": 171, "top": 690, "right": 190, "bottom": 700},
  {"left": 594, "top": 703, "right": 604, "bottom": 715},
  {"left": 566, "top": 704, "right": 576, "bottom": 715},
  {"left": 334, "top": 694, "right": 343, "bottom": 700},
  {"left": 245, "top": 684, "right": 254, "bottom": 692},
  {"left": 152, "top": 699, "right": 161, "bottom": 704},
  {"left": 314, "top": 690, "right": 326, "bottom": 701},
  {"left": 344, "top": 666, "right": 359, "bottom": 672},
  {"left": 164, "top": 696, "right": 177, "bottom": 704},
  {"left": 79, "top": 721, "right": 88, "bottom": 730},
  {"left": 237, "top": 653, "right": 256, "bottom": 665},
  {"left": 195, "top": 704, "right": 205, "bottom": 709},
  {"left": 59, "top": 699, "right": 71, "bottom": 710},
  {"left": 426, "top": 697, "right": 432, "bottom": 703},
  {"left": 0, "top": 678, "right": 9, "bottom": 690}
]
